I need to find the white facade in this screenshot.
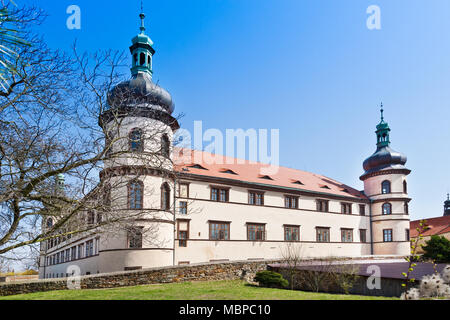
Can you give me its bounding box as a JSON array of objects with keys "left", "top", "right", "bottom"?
[{"left": 38, "top": 15, "right": 411, "bottom": 279}]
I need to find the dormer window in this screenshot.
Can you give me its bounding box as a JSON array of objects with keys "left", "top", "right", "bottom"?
[
  {"left": 220, "top": 169, "right": 237, "bottom": 175},
  {"left": 320, "top": 184, "right": 330, "bottom": 189},
  {"left": 187, "top": 164, "right": 208, "bottom": 170},
  {"left": 292, "top": 180, "right": 304, "bottom": 185},
  {"left": 259, "top": 175, "right": 273, "bottom": 180}
]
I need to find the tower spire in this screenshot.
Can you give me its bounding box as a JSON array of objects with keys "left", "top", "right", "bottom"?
[
  {"left": 380, "top": 102, "right": 384, "bottom": 123},
  {"left": 375, "top": 102, "right": 390, "bottom": 149},
  {"left": 139, "top": 0, "right": 146, "bottom": 34},
  {"left": 129, "top": 0, "right": 155, "bottom": 77}
]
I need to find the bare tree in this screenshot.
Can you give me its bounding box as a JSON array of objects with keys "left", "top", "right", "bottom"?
[
  {"left": 0, "top": 4, "right": 184, "bottom": 265},
  {"left": 279, "top": 242, "right": 304, "bottom": 290}
]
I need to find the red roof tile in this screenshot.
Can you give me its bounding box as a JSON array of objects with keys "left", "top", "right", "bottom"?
[
  {"left": 410, "top": 216, "right": 450, "bottom": 238},
  {"left": 173, "top": 148, "right": 367, "bottom": 200}
]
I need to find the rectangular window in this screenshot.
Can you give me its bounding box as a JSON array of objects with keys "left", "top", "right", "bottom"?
[
  {"left": 211, "top": 187, "right": 229, "bottom": 202},
  {"left": 71, "top": 247, "right": 76, "bottom": 260},
  {"left": 359, "top": 229, "right": 367, "bottom": 243},
  {"left": 177, "top": 219, "right": 189, "bottom": 247},
  {"left": 128, "top": 227, "right": 143, "bottom": 248},
  {"left": 284, "top": 225, "right": 300, "bottom": 241},
  {"left": 285, "top": 195, "right": 298, "bottom": 209},
  {"left": 383, "top": 229, "right": 393, "bottom": 242},
  {"left": 316, "top": 227, "right": 330, "bottom": 242},
  {"left": 209, "top": 221, "right": 230, "bottom": 240},
  {"left": 359, "top": 204, "right": 366, "bottom": 216},
  {"left": 60, "top": 251, "right": 64, "bottom": 263},
  {"left": 65, "top": 249, "right": 70, "bottom": 262},
  {"left": 85, "top": 240, "right": 94, "bottom": 257},
  {"left": 341, "top": 229, "right": 353, "bottom": 242},
  {"left": 247, "top": 224, "right": 265, "bottom": 241},
  {"left": 179, "top": 201, "right": 188, "bottom": 214},
  {"left": 405, "top": 229, "right": 410, "bottom": 241},
  {"left": 316, "top": 200, "right": 329, "bottom": 212},
  {"left": 248, "top": 191, "right": 264, "bottom": 206},
  {"left": 179, "top": 183, "right": 189, "bottom": 198},
  {"left": 341, "top": 203, "right": 352, "bottom": 214},
  {"left": 179, "top": 231, "right": 188, "bottom": 247}
]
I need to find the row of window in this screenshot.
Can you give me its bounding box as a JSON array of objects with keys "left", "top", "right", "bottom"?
[
  {"left": 46, "top": 238, "right": 99, "bottom": 266},
  {"left": 179, "top": 184, "right": 367, "bottom": 215}
]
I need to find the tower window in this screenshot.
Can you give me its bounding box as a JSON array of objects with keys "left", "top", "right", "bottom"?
[
  {"left": 129, "top": 128, "right": 143, "bottom": 152},
  {"left": 381, "top": 180, "right": 391, "bottom": 194},
  {"left": 403, "top": 181, "right": 407, "bottom": 194},
  {"left": 161, "top": 183, "right": 171, "bottom": 210},
  {"left": 404, "top": 202, "right": 409, "bottom": 214},
  {"left": 140, "top": 52, "right": 145, "bottom": 65},
  {"left": 133, "top": 54, "right": 137, "bottom": 66},
  {"left": 161, "top": 134, "right": 170, "bottom": 158},
  {"left": 383, "top": 229, "right": 393, "bottom": 242},
  {"left": 382, "top": 203, "right": 392, "bottom": 215},
  {"left": 128, "top": 180, "right": 144, "bottom": 209},
  {"left": 128, "top": 227, "right": 143, "bottom": 248}
]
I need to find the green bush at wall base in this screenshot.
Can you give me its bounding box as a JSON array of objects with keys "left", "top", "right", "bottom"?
[{"left": 254, "top": 271, "right": 288, "bottom": 288}]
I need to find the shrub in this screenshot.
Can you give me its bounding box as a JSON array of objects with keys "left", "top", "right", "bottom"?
[
  {"left": 422, "top": 235, "right": 450, "bottom": 263},
  {"left": 254, "top": 271, "right": 288, "bottom": 288}
]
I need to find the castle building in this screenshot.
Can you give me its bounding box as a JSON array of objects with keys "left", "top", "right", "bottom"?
[{"left": 38, "top": 12, "right": 411, "bottom": 278}]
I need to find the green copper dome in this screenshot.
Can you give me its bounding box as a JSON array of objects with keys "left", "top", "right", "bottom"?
[{"left": 130, "top": 12, "right": 155, "bottom": 77}]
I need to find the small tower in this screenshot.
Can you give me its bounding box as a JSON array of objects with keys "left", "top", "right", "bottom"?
[
  {"left": 444, "top": 194, "right": 450, "bottom": 216},
  {"left": 360, "top": 104, "right": 411, "bottom": 256},
  {"left": 97, "top": 8, "right": 179, "bottom": 272}
]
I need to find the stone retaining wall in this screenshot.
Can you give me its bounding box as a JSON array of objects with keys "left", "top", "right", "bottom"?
[{"left": 0, "top": 259, "right": 280, "bottom": 297}]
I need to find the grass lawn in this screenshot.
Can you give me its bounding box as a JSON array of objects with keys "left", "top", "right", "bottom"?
[{"left": 0, "top": 280, "right": 397, "bottom": 300}]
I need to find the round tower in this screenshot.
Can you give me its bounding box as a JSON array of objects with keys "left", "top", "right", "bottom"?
[
  {"left": 360, "top": 104, "right": 411, "bottom": 256},
  {"left": 98, "top": 10, "right": 179, "bottom": 272}
]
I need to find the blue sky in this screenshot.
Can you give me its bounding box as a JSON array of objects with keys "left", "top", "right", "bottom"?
[{"left": 22, "top": 0, "right": 450, "bottom": 221}]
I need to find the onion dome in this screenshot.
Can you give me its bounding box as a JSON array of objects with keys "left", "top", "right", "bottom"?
[
  {"left": 100, "top": 10, "right": 179, "bottom": 131},
  {"left": 360, "top": 104, "right": 410, "bottom": 180}
]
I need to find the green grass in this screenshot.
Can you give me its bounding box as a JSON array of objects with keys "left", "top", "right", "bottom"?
[{"left": 0, "top": 280, "right": 397, "bottom": 300}]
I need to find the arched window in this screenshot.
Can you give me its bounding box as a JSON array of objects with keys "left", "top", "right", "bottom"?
[
  {"left": 129, "top": 128, "right": 143, "bottom": 152},
  {"left": 161, "top": 134, "right": 170, "bottom": 158},
  {"left": 161, "top": 183, "right": 171, "bottom": 210},
  {"left": 128, "top": 180, "right": 144, "bottom": 209},
  {"left": 404, "top": 202, "right": 409, "bottom": 215},
  {"left": 381, "top": 180, "right": 391, "bottom": 194},
  {"left": 46, "top": 218, "right": 53, "bottom": 229},
  {"left": 382, "top": 203, "right": 392, "bottom": 215},
  {"left": 140, "top": 52, "right": 145, "bottom": 65},
  {"left": 403, "top": 180, "right": 407, "bottom": 194}
]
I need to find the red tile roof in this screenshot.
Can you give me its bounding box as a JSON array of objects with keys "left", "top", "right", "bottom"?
[
  {"left": 410, "top": 216, "right": 450, "bottom": 238},
  {"left": 173, "top": 148, "right": 368, "bottom": 200}
]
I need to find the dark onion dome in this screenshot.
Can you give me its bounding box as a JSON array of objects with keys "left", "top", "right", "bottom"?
[
  {"left": 362, "top": 146, "right": 408, "bottom": 174},
  {"left": 107, "top": 72, "right": 175, "bottom": 115},
  {"left": 360, "top": 105, "right": 410, "bottom": 180},
  {"left": 99, "top": 11, "right": 179, "bottom": 131}
]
